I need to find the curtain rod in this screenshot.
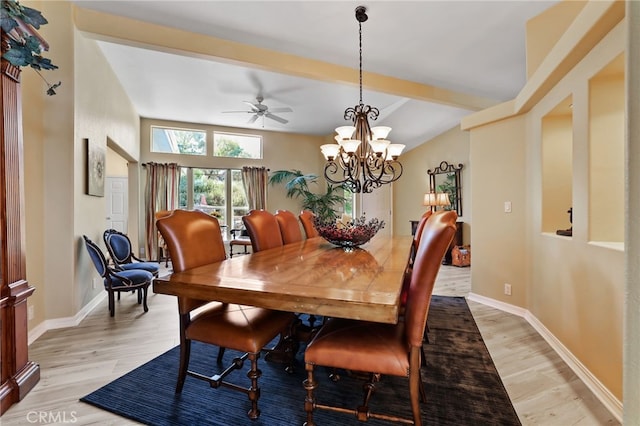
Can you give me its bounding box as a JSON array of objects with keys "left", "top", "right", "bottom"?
[{"left": 142, "top": 163, "right": 269, "bottom": 171}]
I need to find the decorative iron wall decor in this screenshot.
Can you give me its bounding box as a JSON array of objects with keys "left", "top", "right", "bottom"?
[{"left": 428, "top": 161, "right": 463, "bottom": 216}]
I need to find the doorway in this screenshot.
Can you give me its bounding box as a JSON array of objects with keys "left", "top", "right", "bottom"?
[{"left": 105, "top": 176, "right": 128, "bottom": 232}]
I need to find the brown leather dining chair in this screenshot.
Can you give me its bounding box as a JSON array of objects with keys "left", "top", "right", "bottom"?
[
  {"left": 275, "top": 209, "right": 303, "bottom": 244},
  {"left": 303, "top": 210, "right": 457, "bottom": 426},
  {"left": 242, "top": 209, "right": 284, "bottom": 252},
  {"left": 299, "top": 209, "right": 319, "bottom": 238},
  {"left": 400, "top": 209, "right": 433, "bottom": 308},
  {"left": 156, "top": 209, "right": 295, "bottom": 420},
  {"left": 155, "top": 210, "right": 173, "bottom": 266}
]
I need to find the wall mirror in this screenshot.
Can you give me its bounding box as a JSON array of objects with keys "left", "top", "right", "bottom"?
[{"left": 428, "top": 161, "right": 463, "bottom": 216}]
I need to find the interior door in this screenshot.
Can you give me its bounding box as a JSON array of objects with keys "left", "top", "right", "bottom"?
[
  {"left": 357, "top": 184, "right": 392, "bottom": 237},
  {"left": 105, "top": 176, "right": 128, "bottom": 232}
]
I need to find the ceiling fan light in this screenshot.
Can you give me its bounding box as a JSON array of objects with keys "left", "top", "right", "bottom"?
[
  {"left": 371, "top": 126, "right": 392, "bottom": 140},
  {"left": 335, "top": 126, "right": 356, "bottom": 140}
]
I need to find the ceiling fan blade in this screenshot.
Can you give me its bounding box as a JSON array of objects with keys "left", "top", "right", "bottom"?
[
  {"left": 268, "top": 107, "right": 293, "bottom": 113},
  {"left": 248, "top": 114, "right": 259, "bottom": 124},
  {"left": 265, "top": 113, "right": 288, "bottom": 124},
  {"left": 222, "top": 110, "right": 254, "bottom": 114},
  {"left": 242, "top": 101, "right": 260, "bottom": 112}
]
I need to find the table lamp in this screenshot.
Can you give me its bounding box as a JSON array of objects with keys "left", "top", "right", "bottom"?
[{"left": 423, "top": 191, "right": 450, "bottom": 212}]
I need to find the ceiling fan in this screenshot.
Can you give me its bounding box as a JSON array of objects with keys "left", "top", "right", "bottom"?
[{"left": 223, "top": 96, "right": 293, "bottom": 125}]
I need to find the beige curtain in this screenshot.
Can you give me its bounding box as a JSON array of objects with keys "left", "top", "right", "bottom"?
[
  {"left": 241, "top": 166, "right": 269, "bottom": 211},
  {"left": 144, "top": 162, "right": 181, "bottom": 260}
]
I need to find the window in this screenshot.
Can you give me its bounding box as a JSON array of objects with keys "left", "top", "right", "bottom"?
[
  {"left": 179, "top": 168, "right": 248, "bottom": 239},
  {"left": 151, "top": 126, "right": 206, "bottom": 155},
  {"left": 213, "top": 132, "right": 262, "bottom": 159}
]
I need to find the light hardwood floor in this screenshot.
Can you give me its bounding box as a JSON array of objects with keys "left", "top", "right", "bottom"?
[{"left": 2, "top": 265, "right": 619, "bottom": 425}]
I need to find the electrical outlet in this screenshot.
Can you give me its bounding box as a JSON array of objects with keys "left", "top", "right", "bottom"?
[
  {"left": 28, "top": 305, "right": 34, "bottom": 320},
  {"left": 504, "top": 283, "right": 512, "bottom": 296},
  {"left": 93, "top": 277, "right": 100, "bottom": 289}
]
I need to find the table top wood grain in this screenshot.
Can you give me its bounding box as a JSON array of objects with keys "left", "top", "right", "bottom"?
[{"left": 153, "top": 235, "right": 412, "bottom": 324}]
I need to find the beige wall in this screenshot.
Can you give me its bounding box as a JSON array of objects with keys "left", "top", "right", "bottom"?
[
  {"left": 468, "top": 17, "right": 625, "bottom": 400},
  {"left": 394, "top": 126, "right": 471, "bottom": 239},
  {"left": 106, "top": 146, "right": 129, "bottom": 177},
  {"left": 22, "top": 0, "right": 140, "bottom": 328},
  {"left": 470, "top": 116, "right": 528, "bottom": 307}
]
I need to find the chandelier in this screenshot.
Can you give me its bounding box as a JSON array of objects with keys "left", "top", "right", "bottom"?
[{"left": 320, "top": 6, "right": 405, "bottom": 194}]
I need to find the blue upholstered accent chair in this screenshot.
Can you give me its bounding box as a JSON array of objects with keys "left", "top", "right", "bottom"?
[
  {"left": 83, "top": 235, "right": 153, "bottom": 317},
  {"left": 103, "top": 229, "right": 160, "bottom": 277}
]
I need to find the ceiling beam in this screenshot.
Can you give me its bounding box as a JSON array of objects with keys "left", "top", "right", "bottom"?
[{"left": 73, "top": 5, "right": 497, "bottom": 112}]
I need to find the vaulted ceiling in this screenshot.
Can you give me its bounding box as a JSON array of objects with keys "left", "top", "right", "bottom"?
[{"left": 71, "top": 1, "right": 559, "bottom": 151}]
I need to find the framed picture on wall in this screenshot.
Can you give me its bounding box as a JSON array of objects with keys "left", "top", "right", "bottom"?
[{"left": 86, "top": 138, "right": 105, "bottom": 197}]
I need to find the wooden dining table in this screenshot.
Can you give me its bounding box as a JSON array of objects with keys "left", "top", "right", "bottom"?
[{"left": 153, "top": 235, "right": 413, "bottom": 324}]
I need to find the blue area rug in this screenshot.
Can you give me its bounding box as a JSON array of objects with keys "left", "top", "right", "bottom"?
[{"left": 80, "top": 295, "right": 520, "bottom": 425}]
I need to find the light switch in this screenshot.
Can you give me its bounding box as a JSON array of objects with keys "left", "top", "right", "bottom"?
[{"left": 504, "top": 201, "right": 512, "bottom": 213}]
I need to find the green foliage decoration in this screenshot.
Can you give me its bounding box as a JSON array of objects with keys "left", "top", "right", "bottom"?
[
  {"left": 436, "top": 173, "right": 457, "bottom": 211},
  {"left": 1, "top": 0, "right": 58, "bottom": 71},
  {"left": 268, "top": 169, "right": 345, "bottom": 222}
]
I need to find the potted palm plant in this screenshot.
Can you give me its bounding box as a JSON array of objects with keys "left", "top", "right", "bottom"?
[{"left": 268, "top": 170, "right": 345, "bottom": 222}]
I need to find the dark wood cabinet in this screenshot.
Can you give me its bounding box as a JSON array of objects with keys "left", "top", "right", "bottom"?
[{"left": 410, "top": 219, "right": 463, "bottom": 265}]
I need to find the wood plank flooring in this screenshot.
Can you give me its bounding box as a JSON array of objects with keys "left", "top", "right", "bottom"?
[{"left": 1, "top": 265, "right": 619, "bottom": 425}]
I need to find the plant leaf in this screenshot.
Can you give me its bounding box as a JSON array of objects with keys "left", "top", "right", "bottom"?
[{"left": 19, "top": 5, "right": 48, "bottom": 29}]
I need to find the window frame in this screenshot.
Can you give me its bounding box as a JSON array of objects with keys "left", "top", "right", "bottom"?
[
  {"left": 213, "top": 131, "right": 263, "bottom": 159},
  {"left": 150, "top": 125, "right": 207, "bottom": 156}
]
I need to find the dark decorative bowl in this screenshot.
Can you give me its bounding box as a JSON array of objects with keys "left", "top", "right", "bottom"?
[{"left": 314, "top": 216, "right": 385, "bottom": 251}]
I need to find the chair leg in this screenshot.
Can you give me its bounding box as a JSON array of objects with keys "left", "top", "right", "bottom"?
[
  {"left": 409, "top": 349, "right": 423, "bottom": 426},
  {"left": 176, "top": 339, "right": 191, "bottom": 393},
  {"left": 217, "top": 346, "right": 226, "bottom": 364},
  {"left": 137, "top": 288, "right": 142, "bottom": 304},
  {"left": 108, "top": 290, "right": 115, "bottom": 317},
  {"left": 246, "top": 352, "right": 262, "bottom": 420},
  {"left": 141, "top": 286, "right": 149, "bottom": 312},
  {"left": 303, "top": 363, "right": 317, "bottom": 426},
  {"left": 356, "top": 373, "right": 380, "bottom": 421}
]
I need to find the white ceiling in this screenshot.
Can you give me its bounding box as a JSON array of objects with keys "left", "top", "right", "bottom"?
[{"left": 71, "top": 1, "right": 559, "bottom": 152}]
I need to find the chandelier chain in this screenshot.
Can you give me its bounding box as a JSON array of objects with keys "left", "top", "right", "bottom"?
[{"left": 359, "top": 19, "right": 363, "bottom": 104}]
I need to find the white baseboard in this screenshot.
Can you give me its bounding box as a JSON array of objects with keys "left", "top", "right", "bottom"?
[
  {"left": 468, "top": 292, "right": 623, "bottom": 423},
  {"left": 28, "top": 292, "right": 106, "bottom": 345}
]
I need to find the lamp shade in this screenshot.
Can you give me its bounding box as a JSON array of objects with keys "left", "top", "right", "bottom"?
[
  {"left": 370, "top": 126, "right": 392, "bottom": 140},
  {"left": 386, "top": 144, "right": 405, "bottom": 159},
  {"left": 423, "top": 192, "right": 438, "bottom": 206},
  {"left": 436, "top": 192, "right": 451, "bottom": 206},
  {"left": 368, "top": 139, "right": 390, "bottom": 155},
  {"left": 341, "top": 139, "right": 361, "bottom": 154},
  {"left": 335, "top": 126, "right": 356, "bottom": 140},
  {"left": 320, "top": 144, "right": 340, "bottom": 160}
]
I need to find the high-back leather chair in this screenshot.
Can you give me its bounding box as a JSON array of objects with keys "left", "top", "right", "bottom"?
[
  {"left": 400, "top": 209, "right": 434, "bottom": 307},
  {"left": 303, "top": 210, "right": 457, "bottom": 425},
  {"left": 156, "top": 209, "right": 295, "bottom": 420},
  {"left": 275, "top": 209, "right": 303, "bottom": 244},
  {"left": 299, "top": 210, "right": 319, "bottom": 238},
  {"left": 155, "top": 210, "right": 173, "bottom": 266},
  {"left": 242, "top": 210, "right": 284, "bottom": 252}
]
